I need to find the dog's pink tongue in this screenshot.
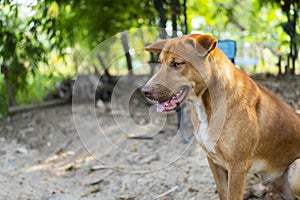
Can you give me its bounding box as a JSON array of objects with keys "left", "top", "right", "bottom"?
[{"left": 157, "top": 98, "right": 178, "bottom": 112}]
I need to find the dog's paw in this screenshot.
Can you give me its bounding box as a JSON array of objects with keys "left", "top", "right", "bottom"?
[
  {"left": 265, "top": 192, "right": 284, "bottom": 200},
  {"left": 251, "top": 182, "right": 268, "bottom": 197}
]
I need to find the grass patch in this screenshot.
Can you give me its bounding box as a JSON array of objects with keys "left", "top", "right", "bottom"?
[{"left": 16, "top": 64, "right": 75, "bottom": 105}]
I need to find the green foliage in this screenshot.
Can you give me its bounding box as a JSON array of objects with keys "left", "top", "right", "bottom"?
[
  {"left": 0, "top": 0, "right": 157, "bottom": 109},
  {"left": 0, "top": 0, "right": 74, "bottom": 106},
  {"left": 15, "top": 65, "right": 68, "bottom": 105},
  {"left": 68, "top": 0, "right": 156, "bottom": 49},
  {"left": 187, "top": 0, "right": 285, "bottom": 39},
  {"left": 0, "top": 0, "right": 298, "bottom": 112},
  {"left": 187, "top": 0, "right": 299, "bottom": 73},
  {"left": 258, "top": 0, "right": 300, "bottom": 74},
  {"left": 0, "top": 74, "right": 9, "bottom": 117},
  {"left": 80, "top": 28, "right": 158, "bottom": 76}
]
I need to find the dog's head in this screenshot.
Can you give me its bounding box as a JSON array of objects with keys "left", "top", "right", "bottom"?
[{"left": 142, "top": 34, "right": 217, "bottom": 112}]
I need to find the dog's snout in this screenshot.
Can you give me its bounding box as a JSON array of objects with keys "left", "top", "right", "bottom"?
[{"left": 141, "top": 86, "right": 154, "bottom": 97}]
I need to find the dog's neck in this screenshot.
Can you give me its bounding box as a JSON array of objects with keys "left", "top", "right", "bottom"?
[
  {"left": 208, "top": 48, "right": 236, "bottom": 92},
  {"left": 191, "top": 48, "right": 242, "bottom": 143}
]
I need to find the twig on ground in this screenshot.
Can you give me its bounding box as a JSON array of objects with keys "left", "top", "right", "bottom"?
[
  {"left": 126, "top": 135, "right": 154, "bottom": 140},
  {"left": 140, "top": 153, "right": 159, "bottom": 164},
  {"left": 154, "top": 186, "right": 179, "bottom": 199},
  {"left": 52, "top": 139, "right": 72, "bottom": 155},
  {"left": 86, "top": 170, "right": 114, "bottom": 186},
  {"left": 81, "top": 188, "right": 101, "bottom": 198},
  {"left": 88, "top": 165, "right": 112, "bottom": 172}
]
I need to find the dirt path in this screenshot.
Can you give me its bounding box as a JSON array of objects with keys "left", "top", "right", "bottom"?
[{"left": 0, "top": 76, "right": 299, "bottom": 200}]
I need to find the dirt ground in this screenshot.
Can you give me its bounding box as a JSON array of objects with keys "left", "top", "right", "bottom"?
[{"left": 0, "top": 75, "right": 299, "bottom": 200}]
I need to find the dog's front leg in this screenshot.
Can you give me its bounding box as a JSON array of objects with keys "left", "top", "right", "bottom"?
[
  {"left": 227, "top": 166, "right": 250, "bottom": 200},
  {"left": 207, "top": 157, "right": 228, "bottom": 200},
  {"left": 208, "top": 156, "right": 252, "bottom": 200}
]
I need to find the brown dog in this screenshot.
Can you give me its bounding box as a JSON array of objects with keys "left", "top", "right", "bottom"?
[{"left": 142, "top": 34, "right": 300, "bottom": 200}]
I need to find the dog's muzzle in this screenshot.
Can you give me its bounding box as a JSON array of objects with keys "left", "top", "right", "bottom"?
[{"left": 142, "top": 85, "right": 189, "bottom": 112}]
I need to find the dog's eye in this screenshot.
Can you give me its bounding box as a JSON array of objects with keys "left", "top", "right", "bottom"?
[{"left": 173, "top": 62, "right": 185, "bottom": 68}]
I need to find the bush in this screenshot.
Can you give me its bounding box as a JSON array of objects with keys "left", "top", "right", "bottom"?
[
  {"left": 0, "top": 74, "right": 9, "bottom": 117},
  {"left": 15, "top": 66, "right": 70, "bottom": 105}
]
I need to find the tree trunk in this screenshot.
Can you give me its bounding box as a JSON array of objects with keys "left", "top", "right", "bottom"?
[
  {"left": 285, "top": 56, "right": 290, "bottom": 75},
  {"left": 171, "top": 0, "right": 180, "bottom": 37},
  {"left": 291, "top": 2, "right": 298, "bottom": 75},
  {"left": 182, "top": 0, "right": 188, "bottom": 34},
  {"left": 277, "top": 55, "right": 282, "bottom": 76},
  {"left": 1, "top": 62, "right": 16, "bottom": 106},
  {"left": 154, "top": 0, "right": 168, "bottom": 39},
  {"left": 291, "top": 42, "right": 296, "bottom": 75},
  {"left": 97, "top": 54, "right": 112, "bottom": 77},
  {"left": 121, "top": 31, "right": 133, "bottom": 74},
  {"left": 281, "top": 1, "right": 299, "bottom": 75}
]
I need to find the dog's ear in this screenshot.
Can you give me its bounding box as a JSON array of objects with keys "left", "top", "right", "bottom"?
[
  {"left": 187, "top": 34, "right": 217, "bottom": 57},
  {"left": 145, "top": 39, "right": 168, "bottom": 53}
]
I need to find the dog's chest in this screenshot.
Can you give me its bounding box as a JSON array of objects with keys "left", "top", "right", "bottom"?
[
  {"left": 193, "top": 99, "right": 226, "bottom": 167},
  {"left": 193, "top": 100, "right": 217, "bottom": 153},
  {"left": 193, "top": 99, "right": 208, "bottom": 143}
]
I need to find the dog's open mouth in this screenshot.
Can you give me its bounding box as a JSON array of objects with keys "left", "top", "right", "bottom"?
[{"left": 156, "top": 87, "right": 189, "bottom": 112}]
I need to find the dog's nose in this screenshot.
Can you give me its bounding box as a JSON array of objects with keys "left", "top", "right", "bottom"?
[{"left": 141, "top": 86, "right": 154, "bottom": 98}]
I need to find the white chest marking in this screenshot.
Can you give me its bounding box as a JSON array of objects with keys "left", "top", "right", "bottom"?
[
  {"left": 194, "top": 99, "right": 208, "bottom": 143},
  {"left": 194, "top": 99, "right": 216, "bottom": 153},
  {"left": 194, "top": 99, "right": 225, "bottom": 168}
]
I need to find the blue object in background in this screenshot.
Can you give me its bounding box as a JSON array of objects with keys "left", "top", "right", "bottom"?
[{"left": 217, "top": 40, "right": 236, "bottom": 64}]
